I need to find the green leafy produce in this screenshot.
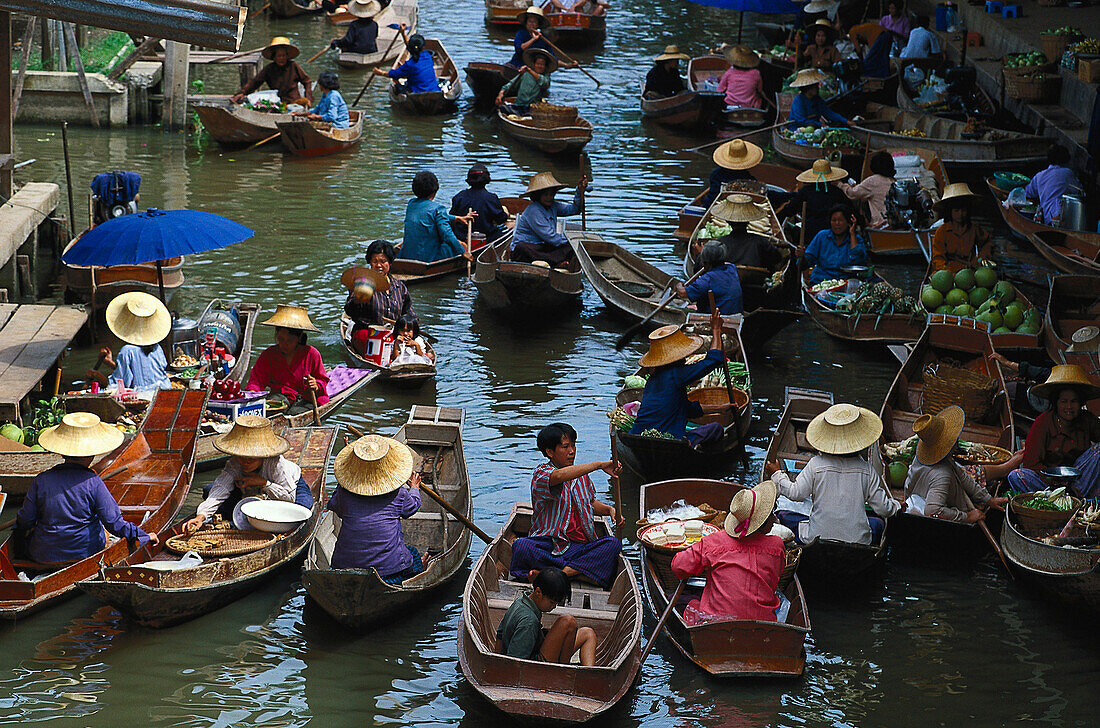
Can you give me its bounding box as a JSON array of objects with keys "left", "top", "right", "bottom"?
[
  {"left": 639, "top": 428, "right": 676, "bottom": 440},
  {"left": 1018, "top": 487, "right": 1075, "bottom": 511},
  {"left": 1004, "top": 52, "right": 1048, "bottom": 68},
  {"left": 1045, "top": 26, "right": 1082, "bottom": 38},
  {"left": 624, "top": 375, "right": 647, "bottom": 390},
  {"left": 0, "top": 423, "right": 24, "bottom": 445},
  {"left": 701, "top": 220, "right": 732, "bottom": 240},
  {"left": 607, "top": 407, "right": 636, "bottom": 433}
]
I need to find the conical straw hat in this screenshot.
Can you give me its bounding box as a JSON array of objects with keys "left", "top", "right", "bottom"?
[
  {"left": 639, "top": 325, "right": 705, "bottom": 368},
  {"left": 724, "top": 481, "right": 778, "bottom": 538},
  {"left": 38, "top": 412, "right": 124, "bottom": 458},
  {"left": 711, "top": 193, "right": 766, "bottom": 223},
  {"left": 796, "top": 158, "right": 847, "bottom": 184},
  {"left": 933, "top": 182, "right": 980, "bottom": 215},
  {"left": 523, "top": 171, "right": 567, "bottom": 198},
  {"left": 805, "top": 403, "right": 883, "bottom": 455},
  {"left": 1067, "top": 325, "right": 1099, "bottom": 353},
  {"left": 260, "top": 304, "right": 320, "bottom": 332},
  {"left": 913, "top": 405, "right": 965, "bottom": 464},
  {"left": 334, "top": 434, "right": 415, "bottom": 496},
  {"left": 788, "top": 68, "right": 830, "bottom": 88},
  {"left": 655, "top": 44, "right": 690, "bottom": 62},
  {"left": 340, "top": 266, "right": 391, "bottom": 302},
  {"left": 346, "top": 0, "right": 381, "bottom": 18},
  {"left": 105, "top": 291, "right": 171, "bottom": 346},
  {"left": 712, "top": 139, "right": 764, "bottom": 170},
  {"left": 523, "top": 47, "right": 559, "bottom": 73},
  {"left": 213, "top": 415, "right": 290, "bottom": 458},
  {"left": 1030, "top": 364, "right": 1100, "bottom": 403},
  {"left": 519, "top": 6, "right": 548, "bottom": 28},
  {"left": 262, "top": 37, "right": 300, "bottom": 60},
  {"left": 725, "top": 45, "right": 760, "bottom": 69},
  {"left": 806, "top": 18, "right": 837, "bottom": 41}
]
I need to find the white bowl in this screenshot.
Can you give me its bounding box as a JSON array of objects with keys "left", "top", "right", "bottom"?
[{"left": 240, "top": 500, "right": 311, "bottom": 533}]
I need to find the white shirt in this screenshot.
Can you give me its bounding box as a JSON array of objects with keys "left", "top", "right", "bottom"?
[
  {"left": 899, "top": 27, "right": 940, "bottom": 59},
  {"left": 197, "top": 455, "right": 301, "bottom": 518}
]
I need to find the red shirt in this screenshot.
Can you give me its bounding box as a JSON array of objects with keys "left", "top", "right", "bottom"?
[
  {"left": 671, "top": 530, "right": 784, "bottom": 622},
  {"left": 245, "top": 344, "right": 329, "bottom": 405},
  {"left": 1022, "top": 410, "right": 1100, "bottom": 469}
]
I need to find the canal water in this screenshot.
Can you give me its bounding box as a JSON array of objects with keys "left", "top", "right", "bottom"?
[{"left": 2, "top": 1, "right": 1095, "bottom": 725}]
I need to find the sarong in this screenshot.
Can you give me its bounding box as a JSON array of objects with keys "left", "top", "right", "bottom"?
[
  {"left": 1006, "top": 444, "right": 1100, "bottom": 498},
  {"left": 509, "top": 535, "right": 620, "bottom": 588}
]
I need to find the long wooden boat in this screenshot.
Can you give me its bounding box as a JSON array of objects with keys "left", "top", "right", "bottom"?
[
  {"left": 1002, "top": 503, "right": 1100, "bottom": 613},
  {"left": 497, "top": 107, "right": 593, "bottom": 154},
  {"left": 986, "top": 178, "right": 1100, "bottom": 275},
  {"left": 338, "top": 317, "right": 436, "bottom": 387},
  {"left": 1043, "top": 274, "right": 1100, "bottom": 361},
  {"left": 191, "top": 100, "right": 293, "bottom": 148},
  {"left": 762, "top": 388, "right": 890, "bottom": 582},
  {"left": 852, "top": 103, "right": 1051, "bottom": 171},
  {"left": 863, "top": 146, "right": 948, "bottom": 257},
  {"left": 687, "top": 55, "right": 729, "bottom": 127},
  {"left": 458, "top": 502, "right": 642, "bottom": 722},
  {"left": 473, "top": 224, "right": 584, "bottom": 313},
  {"left": 0, "top": 388, "right": 205, "bottom": 619},
  {"left": 639, "top": 83, "right": 703, "bottom": 129},
  {"left": 639, "top": 478, "right": 811, "bottom": 676},
  {"left": 276, "top": 111, "right": 363, "bottom": 158},
  {"left": 78, "top": 426, "right": 335, "bottom": 627},
  {"left": 388, "top": 39, "right": 462, "bottom": 115},
  {"left": 465, "top": 62, "right": 518, "bottom": 107},
  {"left": 485, "top": 0, "right": 529, "bottom": 29},
  {"left": 336, "top": 0, "right": 418, "bottom": 69},
  {"left": 546, "top": 6, "right": 606, "bottom": 47},
  {"left": 268, "top": 0, "right": 323, "bottom": 18},
  {"left": 673, "top": 164, "right": 801, "bottom": 243},
  {"left": 802, "top": 272, "right": 927, "bottom": 343},
  {"left": 772, "top": 126, "right": 863, "bottom": 170},
  {"left": 877, "top": 324, "right": 1013, "bottom": 560},
  {"left": 896, "top": 65, "right": 996, "bottom": 122},
  {"left": 62, "top": 237, "right": 184, "bottom": 314}
]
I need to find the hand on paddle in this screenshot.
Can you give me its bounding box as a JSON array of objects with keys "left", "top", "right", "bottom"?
[
  {"left": 146, "top": 532, "right": 160, "bottom": 548},
  {"left": 764, "top": 460, "right": 782, "bottom": 477},
  {"left": 408, "top": 471, "right": 422, "bottom": 490},
  {"left": 599, "top": 459, "right": 622, "bottom": 479},
  {"left": 963, "top": 508, "right": 986, "bottom": 524},
  {"left": 305, "top": 375, "right": 320, "bottom": 392},
  {"left": 455, "top": 210, "right": 478, "bottom": 227}
]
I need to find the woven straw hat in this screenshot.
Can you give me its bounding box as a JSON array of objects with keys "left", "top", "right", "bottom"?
[
  {"left": 655, "top": 44, "right": 690, "bottom": 62},
  {"left": 806, "top": 403, "right": 883, "bottom": 455},
  {"left": 913, "top": 405, "right": 965, "bottom": 464},
  {"left": 789, "top": 68, "right": 830, "bottom": 88},
  {"left": 712, "top": 138, "right": 764, "bottom": 170},
  {"left": 803, "top": 0, "right": 839, "bottom": 13},
  {"left": 711, "top": 193, "right": 766, "bottom": 223},
  {"left": 724, "top": 481, "right": 778, "bottom": 538},
  {"left": 724, "top": 45, "right": 759, "bottom": 69},
  {"left": 260, "top": 304, "right": 321, "bottom": 333},
  {"left": 524, "top": 171, "right": 567, "bottom": 198},
  {"left": 807, "top": 18, "right": 837, "bottom": 41},
  {"left": 639, "top": 325, "right": 705, "bottom": 368},
  {"left": 262, "top": 37, "right": 300, "bottom": 60},
  {"left": 38, "top": 412, "right": 124, "bottom": 458},
  {"left": 346, "top": 0, "right": 381, "bottom": 17},
  {"left": 796, "top": 158, "right": 847, "bottom": 184},
  {"left": 341, "top": 266, "right": 391, "bottom": 302},
  {"left": 1068, "top": 326, "right": 1100, "bottom": 353},
  {"left": 934, "top": 182, "right": 981, "bottom": 216},
  {"left": 1030, "top": 364, "right": 1100, "bottom": 403},
  {"left": 523, "top": 47, "right": 559, "bottom": 73},
  {"left": 334, "top": 434, "right": 415, "bottom": 496},
  {"left": 213, "top": 415, "right": 291, "bottom": 458},
  {"left": 520, "top": 5, "right": 548, "bottom": 28},
  {"left": 105, "top": 291, "right": 171, "bottom": 347}
]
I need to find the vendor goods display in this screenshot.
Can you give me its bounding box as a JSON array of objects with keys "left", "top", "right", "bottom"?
[
  {"left": 781, "top": 126, "right": 861, "bottom": 149},
  {"left": 921, "top": 267, "right": 1040, "bottom": 335},
  {"left": 165, "top": 527, "right": 277, "bottom": 557},
  {"left": 638, "top": 520, "right": 718, "bottom": 551},
  {"left": 1010, "top": 488, "right": 1082, "bottom": 537},
  {"left": 833, "top": 281, "right": 925, "bottom": 327}
]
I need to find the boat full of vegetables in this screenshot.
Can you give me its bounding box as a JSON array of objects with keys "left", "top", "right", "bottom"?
[
  {"left": 781, "top": 126, "right": 862, "bottom": 150},
  {"left": 810, "top": 280, "right": 927, "bottom": 342},
  {"left": 922, "top": 264, "right": 1042, "bottom": 349}
]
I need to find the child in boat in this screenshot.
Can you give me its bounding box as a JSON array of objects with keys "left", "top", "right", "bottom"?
[
  {"left": 390, "top": 314, "right": 434, "bottom": 366},
  {"left": 497, "top": 567, "right": 597, "bottom": 666},
  {"left": 496, "top": 48, "right": 556, "bottom": 116},
  {"left": 294, "top": 70, "right": 349, "bottom": 129}
]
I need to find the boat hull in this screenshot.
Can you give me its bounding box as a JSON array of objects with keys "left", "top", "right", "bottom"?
[
  {"left": 276, "top": 111, "right": 363, "bottom": 157},
  {"left": 1001, "top": 508, "right": 1100, "bottom": 613},
  {"left": 336, "top": 1, "right": 418, "bottom": 68},
  {"left": 639, "top": 85, "right": 703, "bottom": 129},
  {"left": 192, "top": 101, "right": 291, "bottom": 147},
  {"left": 465, "top": 62, "right": 517, "bottom": 106},
  {"left": 497, "top": 108, "right": 593, "bottom": 154}
]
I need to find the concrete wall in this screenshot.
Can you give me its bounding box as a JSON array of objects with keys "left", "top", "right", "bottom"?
[{"left": 11, "top": 70, "right": 128, "bottom": 127}]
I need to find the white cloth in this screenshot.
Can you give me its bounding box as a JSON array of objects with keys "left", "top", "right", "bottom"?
[
  {"left": 196, "top": 455, "right": 301, "bottom": 518},
  {"left": 390, "top": 336, "right": 432, "bottom": 366},
  {"left": 899, "top": 27, "right": 940, "bottom": 60}
]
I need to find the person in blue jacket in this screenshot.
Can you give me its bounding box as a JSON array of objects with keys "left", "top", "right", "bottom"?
[
  {"left": 507, "top": 7, "right": 554, "bottom": 68},
  {"left": 788, "top": 68, "right": 847, "bottom": 129},
  {"left": 398, "top": 171, "right": 477, "bottom": 263},
  {"left": 374, "top": 31, "right": 440, "bottom": 94},
  {"left": 801, "top": 203, "right": 869, "bottom": 285},
  {"left": 294, "top": 71, "right": 349, "bottom": 128},
  {"left": 676, "top": 242, "right": 743, "bottom": 315}
]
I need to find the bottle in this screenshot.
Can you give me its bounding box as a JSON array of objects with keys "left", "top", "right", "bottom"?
[{"left": 946, "top": 3, "right": 958, "bottom": 33}]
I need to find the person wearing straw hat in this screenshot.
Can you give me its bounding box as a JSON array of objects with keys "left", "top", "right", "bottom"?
[
  {"left": 495, "top": 48, "right": 558, "bottom": 116},
  {"left": 327, "top": 434, "right": 431, "bottom": 582},
  {"left": 903, "top": 406, "right": 1008, "bottom": 522},
  {"left": 245, "top": 305, "right": 329, "bottom": 414},
  {"left": 702, "top": 139, "right": 764, "bottom": 209},
  {"left": 506, "top": 6, "right": 555, "bottom": 69},
  {"left": 670, "top": 481, "right": 786, "bottom": 625},
  {"left": 184, "top": 415, "right": 313, "bottom": 533},
  {"left": 399, "top": 170, "right": 477, "bottom": 263},
  {"left": 765, "top": 403, "right": 900, "bottom": 546},
  {"left": 801, "top": 202, "right": 869, "bottom": 285},
  {"left": 930, "top": 182, "right": 992, "bottom": 274},
  {"left": 787, "top": 68, "right": 847, "bottom": 129},
  {"left": 801, "top": 0, "right": 840, "bottom": 22},
  {"left": 676, "top": 241, "right": 743, "bottom": 316},
  {"left": 511, "top": 171, "right": 588, "bottom": 268},
  {"left": 373, "top": 30, "right": 440, "bottom": 94},
  {"left": 643, "top": 45, "right": 690, "bottom": 99},
  {"left": 695, "top": 193, "right": 780, "bottom": 272},
  {"left": 85, "top": 291, "right": 172, "bottom": 395},
  {"left": 509, "top": 423, "right": 623, "bottom": 588},
  {"left": 451, "top": 163, "right": 509, "bottom": 241},
  {"left": 232, "top": 37, "right": 312, "bottom": 105},
  {"left": 629, "top": 308, "right": 735, "bottom": 446},
  {"left": 801, "top": 19, "right": 841, "bottom": 71},
  {"left": 716, "top": 46, "right": 766, "bottom": 112},
  {"left": 777, "top": 159, "right": 850, "bottom": 247},
  {"left": 344, "top": 243, "right": 416, "bottom": 354},
  {"left": 14, "top": 413, "right": 157, "bottom": 564},
  {"left": 329, "top": 0, "right": 381, "bottom": 55},
  {"left": 1006, "top": 365, "right": 1100, "bottom": 497},
  {"left": 293, "top": 70, "right": 349, "bottom": 129}
]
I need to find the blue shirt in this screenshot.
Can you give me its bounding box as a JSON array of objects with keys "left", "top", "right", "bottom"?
[
  {"left": 399, "top": 198, "right": 465, "bottom": 262},
  {"left": 387, "top": 51, "right": 441, "bottom": 94},
  {"left": 508, "top": 28, "right": 553, "bottom": 67},
  {"left": 327, "top": 486, "right": 421, "bottom": 575},
  {"left": 108, "top": 344, "right": 171, "bottom": 393},
  {"left": 686, "top": 263, "right": 743, "bottom": 315},
  {"left": 512, "top": 188, "right": 584, "bottom": 249},
  {"left": 789, "top": 92, "right": 847, "bottom": 128},
  {"left": 804, "top": 228, "right": 869, "bottom": 285},
  {"left": 899, "top": 26, "right": 941, "bottom": 59},
  {"left": 630, "top": 349, "right": 724, "bottom": 440},
  {"left": 310, "top": 89, "right": 350, "bottom": 129},
  {"left": 1024, "top": 165, "right": 1081, "bottom": 224},
  {"left": 451, "top": 187, "right": 509, "bottom": 239}
]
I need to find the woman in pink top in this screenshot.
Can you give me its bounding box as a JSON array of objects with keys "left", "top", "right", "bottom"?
[
  {"left": 880, "top": 1, "right": 911, "bottom": 42},
  {"left": 840, "top": 150, "right": 895, "bottom": 227},
  {"left": 717, "top": 46, "right": 766, "bottom": 110},
  {"left": 670, "top": 481, "right": 786, "bottom": 625}
]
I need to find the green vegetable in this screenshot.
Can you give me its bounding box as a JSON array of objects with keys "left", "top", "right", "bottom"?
[
  {"left": 624, "top": 375, "right": 647, "bottom": 390},
  {"left": 0, "top": 423, "right": 24, "bottom": 445},
  {"left": 639, "top": 428, "right": 676, "bottom": 440}
]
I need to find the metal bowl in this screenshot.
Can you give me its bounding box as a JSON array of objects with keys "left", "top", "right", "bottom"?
[
  {"left": 841, "top": 265, "right": 872, "bottom": 278},
  {"left": 1041, "top": 466, "right": 1080, "bottom": 481}
]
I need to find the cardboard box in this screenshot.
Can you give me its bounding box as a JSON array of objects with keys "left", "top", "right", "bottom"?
[
  {"left": 1079, "top": 58, "right": 1100, "bottom": 83},
  {"left": 206, "top": 397, "right": 266, "bottom": 420}
]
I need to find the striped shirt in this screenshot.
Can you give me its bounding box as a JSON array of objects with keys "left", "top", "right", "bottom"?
[{"left": 527, "top": 462, "right": 598, "bottom": 555}]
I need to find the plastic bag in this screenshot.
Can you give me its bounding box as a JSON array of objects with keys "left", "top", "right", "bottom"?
[{"left": 135, "top": 550, "right": 203, "bottom": 571}]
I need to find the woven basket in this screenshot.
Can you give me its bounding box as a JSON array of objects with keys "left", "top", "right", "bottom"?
[
  {"left": 1005, "top": 73, "right": 1060, "bottom": 103},
  {"left": 531, "top": 102, "right": 577, "bottom": 126},
  {"left": 1003, "top": 61, "right": 1055, "bottom": 79},
  {"left": 1041, "top": 32, "right": 1078, "bottom": 62},
  {"left": 1010, "top": 494, "right": 1082, "bottom": 538},
  {"left": 922, "top": 362, "right": 997, "bottom": 422},
  {"left": 165, "top": 530, "right": 276, "bottom": 557},
  {"left": 687, "top": 386, "right": 749, "bottom": 426},
  {"left": 777, "top": 546, "right": 801, "bottom": 591}
]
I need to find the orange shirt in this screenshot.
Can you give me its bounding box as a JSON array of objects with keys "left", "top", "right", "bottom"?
[{"left": 930, "top": 223, "right": 992, "bottom": 273}]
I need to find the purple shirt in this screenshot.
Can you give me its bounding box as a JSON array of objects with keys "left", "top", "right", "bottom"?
[
  {"left": 1023, "top": 165, "right": 1081, "bottom": 224},
  {"left": 16, "top": 462, "right": 150, "bottom": 563},
  {"left": 880, "top": 14, "right": 911, "bottom": 41},
  {"left": 327, "top": 485, "right": 421, "bottom": 575}
]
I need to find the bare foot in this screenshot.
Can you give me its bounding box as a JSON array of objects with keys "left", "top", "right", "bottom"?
[{"left": 422, "top": 552, "right": 431, "bottom": 568}]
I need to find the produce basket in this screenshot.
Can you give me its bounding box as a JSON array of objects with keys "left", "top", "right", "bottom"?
[
  {"left": 687, "top": 386, "right": 748, "bottom": 426},
  {"left": 954, "top": 443, "right": 1013, "bottom": 465},
  {"left": 531, "top": 102, "right": 577, "bottom": 126},
  {"left": 1005, "top": 73, "right": 1060, "bottom": 103},
  {"left": 1002, "top": 53, "right": 1056, "bottom": 78},
  {"left": 1009, "top": 493, "right": 1082, "bottom": 538},
  {"left": 993, "top": 171, "right": 1030, "bottom": 190},
  {"left": 1041, "top": 31, "right": 1080, "bottom": 62},
  {"left": 777, "top": 546, "right": 802, "bottom": 591},
  {"left": 921, "top": 362, "right": 997, "bottom": 422}
]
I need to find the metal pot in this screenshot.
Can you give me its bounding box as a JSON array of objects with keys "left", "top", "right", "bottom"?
[
  {"left": 170, "top": 317, "right": 199, "bottom": 352},
  {"left": 1060, "top": 194, "right": 1088, "bottom": 232}
]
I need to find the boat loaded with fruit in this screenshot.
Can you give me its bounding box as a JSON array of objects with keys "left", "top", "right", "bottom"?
[{"left": 920, "top": 264, "right": 1043, "bottom": 351}]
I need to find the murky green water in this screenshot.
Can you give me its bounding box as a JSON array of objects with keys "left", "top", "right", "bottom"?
[{"left": 1, "top": 0, "right": 1095, "bottom": 725}]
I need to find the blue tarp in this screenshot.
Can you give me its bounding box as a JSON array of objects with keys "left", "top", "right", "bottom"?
[{"left": 685, "top": 0, "right": 801, "bottom": 13}]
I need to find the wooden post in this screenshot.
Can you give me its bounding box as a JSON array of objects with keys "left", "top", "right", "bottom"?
[
  {"left": 62, "top": 22, "right": 99, "bottom": 128},
  {"left": 13, "top": 16, "right": 37, "bottom": 121},
  {"left": 0, "top": 12, "right": 12, "bottom": 200},
  {"left": 163, "top": 41, "right": 191, "bottom": 131},
  {"left": 41, "top": 17, "right": 55, "bottom": 71},
  {"left": 57, "top": 20, "right": 68, "bottom": 72}
]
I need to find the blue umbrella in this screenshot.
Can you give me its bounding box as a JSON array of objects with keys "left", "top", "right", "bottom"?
[{"left": 685, "top": 0, "right": 802, "bottom": 42}]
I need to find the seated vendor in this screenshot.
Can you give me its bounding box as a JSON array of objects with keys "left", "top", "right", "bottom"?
[
  {"left": 1024, "top": 145, "right": 1082, "bottom": 226},
  {"left": 677, "top": 241, "right": 743, "bottom": 316},
  {"left": 702, "top": 139, "right": 763, "bottom": 209},
  {"left": 399, "top": 170, "right": 475, "bottom": 263},
  {"left": 766, "top": 403, "right": 900, "bottom": 545},
  {"left": 245, "top": 304, "right": 329, "bottom": 415},
  {"left": 840, "top": 150, "right": 895, "bottom": 228},
  {"left": 496, "top": 49, "right": 558, "bottom": 116},
  {"left": 373, "top": 31, "right": 440, "bottom": 93},
  {"left": 85, "top": 291, "right": 172, "bottom": 395},
  {"left": 644, "top": 45, "right": 690, "bottom": 99},
  {"left": 1007, "top": 365, "right": 1100, "bottom": 498},
  {"left": 788, "top": 68, "right": 847, "bottom": 128},
  {"left": 694, "top": 193, "right": 780, "bottom": 272},
  {"left": 293, "top": 70, "right": 349, "bottom": 129},
  {"left": 344, "top": 242, "right": 416, "bottom": 354},
  {"left": 670, "top": 481, "right": 785, "bottom": 625},
  {"left": 801, "top": 203, "right": 869, "bottom": 285},
  {"left": 15, "top": 413, "right": 157, "bottom": 563},
  {"left": 628, "top": 309, "right": 736, "bottom": 447},
  {"left": 930, "top": 183, "right": 992, "bottom": 274},
  {"left": 232, "top": 37, "right": 312, "bottom": 105},
  {"left": 329, "top": 0, "right": 380, "bottom": 55},
  {"left": 451, "top": 163, "right": 509, "bottom": 241},
  {"left": 717, "top": 46, "right": 766, "bottom": 111},
  {"left": 508, "top": 423, "right": 623, "bottom": 588},
  {"left": 511, "top": 171, "right": 586, "bottom": 267},
  {"left": 327, "top": 434, "right": 430, "bottom": 583},
  {"left": 776, "top": 159, "right": 850, "bottom": 243},
  {"left": 801, "top": 20, "right": 841, "bottom": 70},
  {"left": 506, "top": 7, "right": 553, "bottom": 69},
  {"left": 184, "top": 416, "right": 313, "bottom": 532},
  {"left": 497, "top": 567, "right": 598, "bottom": 666}
]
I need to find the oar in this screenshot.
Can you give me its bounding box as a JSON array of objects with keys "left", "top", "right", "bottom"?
[
  {"left": 303, "top": 45, "right": 330, "bottom": 64},
  {"left": 307, "top": 388, "right": 322, "bottom": 426},
  {"left": 609, "top": 433, "right": 623, "bottom": 536},
  {"left": 978, "top": 517, "right": 1014, "bottom": 579},
  {"left": 465, "top": 207, "right": 474, "bottom": 278},
  {"left": 210, "top": 45, "right": 266, "bottom": 64},
  {"left": 639, "top": 580, "right": 686, "bottom": 664},
  {"left": 580, "top": 151, "right": 591, "bottom": 231},
  {"left": 614, "top": 268, "right": 706, "bottom": 351},
  {"left": 354, "top": 24, "right": 404, "bottom": 105},
  {"left": 687, "top": 121, "right": 789, "bottom": 154},
  {"left": 245, "top": 132, "right": 281, "bottom": 151},
  {"left": 707, "top": 291, "right": 739, "bottom": 410},
  {"left": 539, "top": 35, "right": 601, "bottom": 87}
]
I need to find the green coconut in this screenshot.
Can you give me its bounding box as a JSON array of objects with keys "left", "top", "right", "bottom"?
[
  {"left": 1002, "top": 303, "right": 1025, "bottom": 330},
  {"left": 935, "top": 304, "right": 953, "bottom": 315},
  {"left": 993, "top": 326, "right": 1012, "bottom": 334},
  {"left": 954, "top": 268, "right": 976, "bottom": 291},
  {"left": 921, "top": 286, "right": 944, "bottom": 310},
  {"left": 0, "top": 423, "right": 24, "bottom": 445},
  {"left": 993, "top": 280, "right": 1015, "bottom": 305},
  {"left": 977, "top": 309, "right": 1003, "bottom": 329},
  {"left": 969, "top": 287, "right": 991, "bottom": 307},
  {"left": 887, "top": 460, "right": 909, "bottom": 489},
  {"left": 973, "top": 266, "right": 998, "bottom": 290},
  {"left": 952, "top": 304, "right": 975, "bottom": 318},
  {"left": 930, "top": 269, "right": 954, "bottom": 294},
  {"left": 945, "top": 288, "right": 968, "bottom": 307}
]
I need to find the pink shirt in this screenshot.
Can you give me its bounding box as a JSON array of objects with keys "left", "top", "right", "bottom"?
[
  {"left": 840, "top": 173, "right": 894, "bottom": 225},
  {"left": 671, "top": 529, "right": 784, "bottom": 621},
  {"left": 246, "top": 344, "right": 330, "bottom": 405},
  {"left": 717, "top": 67, "right": 765, "bottom": 109}
]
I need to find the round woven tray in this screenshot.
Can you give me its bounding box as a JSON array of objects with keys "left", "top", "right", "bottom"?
[
  {"left": 638, "top": 521, "right": 720, "bottom": 553},
  {"left": 954, "top": 443, "right": 1013, "bottom": 465},
  {"left": 166, "top": 530, "right": 276, "bottom": 557}
]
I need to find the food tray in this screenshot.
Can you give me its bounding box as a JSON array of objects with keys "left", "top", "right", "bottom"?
[
  {"left": 637, "top": 522, "right": 720, "bottom": 554},
  {"left": 165, "top": 530, "right": 276, "bottom": 557},
  {"left": 1009, "top": 493, "right": 1082, "bottom": 538},
  {"left": 954, "top": 443, "right": 1013, "bottom": 465},
  {"left": 636, "top": 503, "right": 718, "bottom": 526}
]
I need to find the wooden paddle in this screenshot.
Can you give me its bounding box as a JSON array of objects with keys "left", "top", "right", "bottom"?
[
  {"left": 354, "top": 24, "right": 404, "bottom": 105},
  {"left": 639, "top": 579, "right": 686, "bottom": 663},
  {"left": 304, "top": 45, "right": 330, "bottom": 64},
  {"left": 707, "top": 291, "right": 739, "bottom": 408},
  {"left": 465, "top": 207, "right": 474, "bottom": 278},
  {"left": 614, "top": 268, "right": 706, "bottom": 351},
  {"left": 210, "top": 45, "right": 266, "bottom": 64},
  {"left": 538, "top": 35, "right": 601, "bottom": 87},
  {"left": 580, "top": 151, "right": 591, "bottom": 231},
  {"left": 307, "top": 388, "right": 321, "bottom": 426},
  {"left": 687, "top": 121, "right": 788, "bottom": 154},
  {"left": 245, "top": 132, "right": 281, "bottom": 151},
  {"left": 609, "top": 434, "right": 623, "bottom": 536},
  {"left": 978, "top": 516, "right": 1014, "bottom": 578}
]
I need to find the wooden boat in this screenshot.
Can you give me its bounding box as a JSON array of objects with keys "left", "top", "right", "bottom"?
[
  {"left": 303, "top": 406, "right": 471, "bottom": 629},
  {"left": 761, "top": 388, "right": 890, "bottom": 582},
  {"left": 458, "top": 502, "right": 642, "bottom": 722},
  {"left": 852, "top": 103, "right": 1051, "bottom": 171},
  {"left": 485, "top": 0, "right": 529, "bottom": 29},
  {"left": 497, "top": 107, "right": 593, "bottom": 155},
  {"left": 268, "top": 0, "right": 323, "bottom": 18},
  {"left": 465, "top": 62, "right": 518, "bottom": 107},
  {"left": 78, "top": 426, "right": 336, "bottom": 627},
  {"left": 473, "top": 223, "right": 585, "bottom": 314},
  {"left": 986, "top": 178, "right": 1100, "bottom": 275},
  {"left": 1043, "top": 275, "right": 1100, "bottom": 361},
  {"left": 772, "top": 126, "right": 863, "bottom": 170},
  {"left": 0, "top": 388, "right": 205, "bottom": 619},
  {"left": 896, "top": 63, "right": 996, "bottom": 122},
  {"left": 339, "top": 317, "right": 436, "bottom": 387},
  {"left": 639, "top": 478, "right": 811, "bottom": 676},
  {"left": 863, "top": 147, "right": 948, "bottom": 257},
  {"left": 388, "top": 39, "right": 461, "bottom": 115},
  {"left": 672, "top": 164, "right": 801, "bottom": 243},
  {"left": 802, "top": 272, "right": 927, "bottom": 344},
  {"left": 62, "top": 237, "right": 184, "bottom": 314},
  {"left": 191, "top": 100, "right": 292, "bottom": 148},
  {"left": 336, "top": 0, "right": 418, "bottom": 69},
  {"left": 1002, "top": 506, "right": 1100, "bottom": 613},
  {"left": 639, "top": 84, "right": 703, "bottom": 129},
  {"left": 276, "top": 111, "right": 363, "bottom": 158},
  {"left": 687, "top": 55, "right": 729, "bottom": 126},
  {"left": 877, "top": 324, "right": 1013, "bottom": 559},
  {"left": 546, "top": 6, "right": 606, "bottom": 48}
]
